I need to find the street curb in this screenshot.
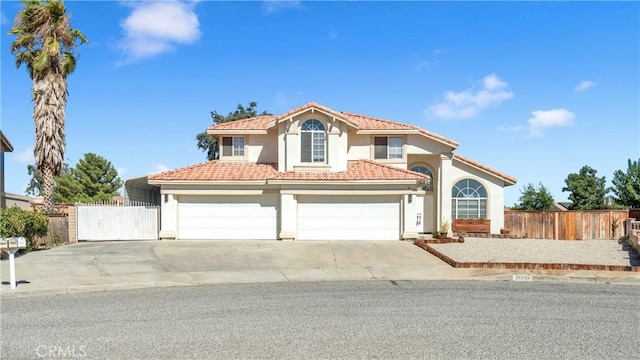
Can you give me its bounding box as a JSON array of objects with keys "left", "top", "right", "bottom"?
[{"left": 2, "top": 266, "right": 638, "bottom": 300}]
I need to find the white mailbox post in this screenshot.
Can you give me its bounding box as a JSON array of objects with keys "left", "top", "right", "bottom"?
[{"left": 1, "top": 237, "right": 27, "bottom": 289}]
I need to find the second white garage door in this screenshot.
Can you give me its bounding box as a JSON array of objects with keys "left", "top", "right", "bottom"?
[
  {"left": 297, "top": 196, "right": 400, "bottom": 241},
  {"left": 178, "top": 196, "right": 278, "bottom": 240}
]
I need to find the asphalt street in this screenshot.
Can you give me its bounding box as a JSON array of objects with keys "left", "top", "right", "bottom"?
[{"left": 1, "top": 281, "right": 638, "bottom": 359}]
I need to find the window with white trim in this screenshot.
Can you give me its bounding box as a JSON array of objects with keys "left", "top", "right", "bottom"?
[
  {"left": 301, "top": 119, "right": 325, "bottom": 163},
  {"left": 410, "top": 165, "right": 433, "bottom": 191},
  {"left": 374, "top": 136, "right": 403, "bottom": 159},
  {"left": 451, "top": 179, "right": 487, "bottom": 219},
  {"left": 221, "top": 136, "right": 245, "bottom": 157}
]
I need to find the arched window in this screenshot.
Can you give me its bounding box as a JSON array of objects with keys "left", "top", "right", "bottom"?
[
  {"left": 410, "top": 165, "right": 433, "bottom": 191},
  {"left": 301, "top": 119, "right": 325, "bottom": 163},
  {"left": 451, "top": 179, "right": 487, "bottom": 219}
]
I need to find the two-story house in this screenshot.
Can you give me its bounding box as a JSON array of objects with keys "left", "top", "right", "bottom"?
[{"left": 148, "top": 102, "right": 516, "bottom": 241}]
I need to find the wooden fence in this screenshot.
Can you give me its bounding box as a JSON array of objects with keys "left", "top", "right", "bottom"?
[
  {"left": 504, "top": 210, "right": 630, "bottom": 240},
  {"left": 34, "top": 214, "right": 69, "bottom": 248}
]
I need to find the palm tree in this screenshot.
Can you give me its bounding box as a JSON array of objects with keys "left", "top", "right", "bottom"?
[{"left": 8, "top": 0, "right": 87, "bottom": 214}]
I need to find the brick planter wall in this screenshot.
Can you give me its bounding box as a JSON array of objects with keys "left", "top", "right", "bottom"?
[{"left": 452, "top": 219, "right": 490, "bottom": 234}]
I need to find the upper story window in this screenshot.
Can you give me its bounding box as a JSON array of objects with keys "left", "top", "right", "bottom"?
[
  {"left": 451, "top": 179, "right": 487, "bottom": 220},
  {"left": 221, "top": 136, "right": 245, "bottom": 157},
  {"left": 374, "top": 136, "right": 403, "bottom": 159},
  {"left": 301, "top": 119, "right": 325, "bottom": 163},
  {"left": 410, "top": 165, "right": 433, "bottom": 191}
]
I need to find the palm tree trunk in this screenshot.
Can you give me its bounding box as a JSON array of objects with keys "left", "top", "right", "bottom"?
[
  {"left": 32, "top": 73, "right": 67, "bottom": 215},
  {"left": 41, "top": 164, "right": 55, "bottom": 214}
]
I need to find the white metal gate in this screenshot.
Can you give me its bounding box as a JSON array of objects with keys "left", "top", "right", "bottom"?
[{"left": 77, "top": 205, "right": 158, "bottom": 241}]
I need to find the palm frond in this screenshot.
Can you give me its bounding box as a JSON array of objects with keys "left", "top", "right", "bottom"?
[
  {"left": 71, "top": 29, "right": 88, "bottom": 45},
  {"left": 62, "top": 52, "right": 76, "bottom": 74},
  {"left": 32, "top": 51, "right": 49, "bottom": 72}
]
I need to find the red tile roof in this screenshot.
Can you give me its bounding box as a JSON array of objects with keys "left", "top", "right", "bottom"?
[
  {"left": 273, "top": 160, "right": 430, "bottom": 182},
  {"left": 206, "top": 102, "right": 459, "bottom": 147},
  {"left": 206, "top": 115, "right": 277, "bottom": 131},
  {"left": 149, "top": 160, "right": 429, "bottom": 184},
  {"left": 340, "top": 112, "right": 417, "bottom": 131},
  {"left": 277, "top": 101, "right": 344, "bottom": 120},
  {"left": 340, "top": 111, "right": 459, "bottom": 147},
  {"left": 148, "top": 161, "right": 278, "bottom": 181},
  {"left": 453, "top": 154, "right": 517, "bottom": 185}
]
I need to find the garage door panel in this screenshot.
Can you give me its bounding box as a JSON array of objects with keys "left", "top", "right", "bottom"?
[
  {"left": 178, "top": 196, "right": 277, "bottom": 240},
  {"left": 297, "top": 196, "right": 400, "bottom": 241}
]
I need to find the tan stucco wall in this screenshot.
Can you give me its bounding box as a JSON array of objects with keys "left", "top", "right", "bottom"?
[
  {"left": 247, "top": 133, "right": 278, "bottom": 163},
  {"left": 406, "top": 134, "right": 454, "bottom": 155},
  {"left": 159, "top": 194, "right": 177, "bottom": 239},
  {"left": 157, "top": 182, "right": 422, "bottom": 241},
  {"left": 277, "top": 111, "right": 348, "bottom": 172},
  {"left": 346, "top": 132, "right": 370, "bottom": 160},
  {"left": 450, "top": 159, "right": 506, "bottom": 233}
]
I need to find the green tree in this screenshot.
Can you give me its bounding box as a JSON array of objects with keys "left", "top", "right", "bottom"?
[
  {"left": 611, "top": 158, "right": 640, "bottom": 208},
  {"left": 9, "top": 0, "right": 88, "bottom": 214},
  {"left": 512, "top": 182, "right": 555, "bottom": 211},
  {"left": 55, "top": 153, "right": 122, "bottom": 203},
  {"left": 562, "top": 165, "right": 609, "bottom": 210},
  {"left": 0, "top": 207, "right": 49, "bottom": 251},
  {"left": 25, "top": 162, "right": 71, "bottom": 196},
  {"left": 196, "top": 101, "right": 272, "bottom": 160}
]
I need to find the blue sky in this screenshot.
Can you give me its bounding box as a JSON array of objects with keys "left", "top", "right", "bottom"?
[{"left": 1, "top": 1, "right": 638, "bottom": 206}]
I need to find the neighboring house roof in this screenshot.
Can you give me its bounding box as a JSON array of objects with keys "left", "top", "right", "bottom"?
[
  {"left": 558, "top": 202, "right": 572, "bottom": 210},
  {"left": 0, "top": 131, "right": 14, "bottom": 152},
  {"left": 453, "top": 153, "right": 517, "bottom": 186},
  {"left": 149, "top": 160, "right": 429, "bottom": 184},
  {"left": 551, "top": 203, "right": 568, "bottom": 211},
  {"left": 206, "top": 102, "right": 459, "bottom": 149}
]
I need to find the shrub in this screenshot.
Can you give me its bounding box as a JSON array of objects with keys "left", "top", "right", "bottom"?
[{"left": 0, "top": 207, "right": 49, "bottom": 251}]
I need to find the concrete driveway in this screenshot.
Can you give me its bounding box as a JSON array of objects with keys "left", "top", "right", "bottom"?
[
  {"left": 2, "top": 239, "right": 637, "bottom": 299},
  {"left": 1, "top": 240, "right": 457, "bottom": 297},
  {"left": 9, "top": 240, "right": 450, "bottom": 279}
]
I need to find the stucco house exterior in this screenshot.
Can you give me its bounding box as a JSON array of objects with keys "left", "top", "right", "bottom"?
[
  {"left": 147, "top": 102, "right": 516, "bottom": 241},
  {"left": 1, "top": 131, "right": 33, "bottom": 210}
]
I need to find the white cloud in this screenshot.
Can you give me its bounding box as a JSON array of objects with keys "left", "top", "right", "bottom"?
[
  {"left": 263, "top": 0, "right": 302, "bottom": 13},
  {"left": 574, "top": 80, "right": 596, "bottom": 92},
  {"left": 117, "top": 167, "right": 128, "bottom": 177},
  {"left": 119, "top": 1, "right": 200, "bottom": 63},
  {"left": 527, "top": 109, "right": 575, "bottom": 137},
  {"left": 151, "top": 164, "right": 170, "bottom": 174},
  {"left": 11, "top": 147, "right": 34, "bottom": 164},
  {"left": 426, "top": 74, "right": 514, "bottom": 119}
]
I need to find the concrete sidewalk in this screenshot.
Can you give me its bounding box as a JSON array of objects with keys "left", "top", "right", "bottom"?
[{"left": 1, "top": 240, "right": 638, "bottom": 299}]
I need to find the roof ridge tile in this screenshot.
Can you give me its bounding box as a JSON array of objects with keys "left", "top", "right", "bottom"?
[{"left": 454, "top": 153, "right": 517, "bottom": 184}]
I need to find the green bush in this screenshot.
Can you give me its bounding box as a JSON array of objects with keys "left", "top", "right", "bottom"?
[{"left": 0, "top": 207, "right": 49, "bottom": 251}]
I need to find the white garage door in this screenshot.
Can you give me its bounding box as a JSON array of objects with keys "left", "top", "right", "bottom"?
[
  {"left": 297, "top": 196, "right": 400, "bottom": 241},
  {"left": 178, "top": 196, "right": 278, "bottom": 240}
]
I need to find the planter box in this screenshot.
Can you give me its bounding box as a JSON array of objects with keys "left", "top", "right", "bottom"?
[{"left": 452, "top": 219, "right": 490, "bottom": 234}]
